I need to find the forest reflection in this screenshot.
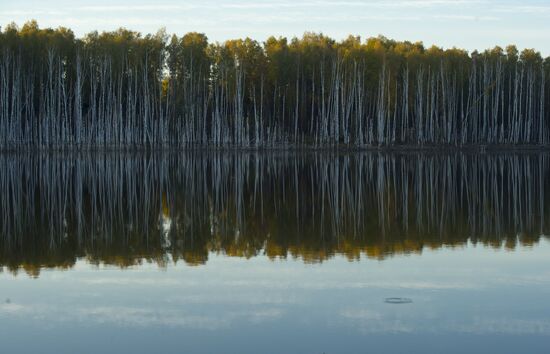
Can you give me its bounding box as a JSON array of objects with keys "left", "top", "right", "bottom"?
[{"left": 0, "top": 151, "right": 548, "bottom": 277}]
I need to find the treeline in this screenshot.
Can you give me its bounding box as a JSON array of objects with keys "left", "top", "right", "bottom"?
[{"left": 1, "top": 21, "right": 550, "bottom": 149}]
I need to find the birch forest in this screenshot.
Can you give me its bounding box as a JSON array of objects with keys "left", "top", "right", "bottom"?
[{"left": 1, "top": 21, "right": 550, "bottom": 149}]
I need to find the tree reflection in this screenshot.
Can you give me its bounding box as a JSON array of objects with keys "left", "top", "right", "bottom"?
[{"left": 0, "top": 152, "right": 548, "bottom": 277}]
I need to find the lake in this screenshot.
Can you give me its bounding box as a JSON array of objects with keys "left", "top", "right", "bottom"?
[{"left": 0, "top": 151, "right": 549, "bottom": 354}]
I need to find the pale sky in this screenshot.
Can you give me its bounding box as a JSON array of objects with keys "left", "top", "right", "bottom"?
[{"left": 1, "top": 0, "right": 550, "bottom": 56}]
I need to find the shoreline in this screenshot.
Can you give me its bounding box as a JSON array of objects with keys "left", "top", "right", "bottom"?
[{"left": 2, "top": 144, "right": 550, "bottom": 154}]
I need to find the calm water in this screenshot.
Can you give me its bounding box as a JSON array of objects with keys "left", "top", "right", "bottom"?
[{"left": 1, "top": 152, "right": 550, "bottom": 353}]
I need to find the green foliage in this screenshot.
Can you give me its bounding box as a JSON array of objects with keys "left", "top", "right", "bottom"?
[{"left": 1, "top": 21, "right": 550, "bottom": 148}]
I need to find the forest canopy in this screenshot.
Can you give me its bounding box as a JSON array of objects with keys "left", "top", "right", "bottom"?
[{"left": 1, "top": 21, "right": 550, "bottom": 148}]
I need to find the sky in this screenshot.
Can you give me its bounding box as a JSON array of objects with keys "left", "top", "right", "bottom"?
[{"left": 1, "top": 0, "right": 550, "bottom": 56}]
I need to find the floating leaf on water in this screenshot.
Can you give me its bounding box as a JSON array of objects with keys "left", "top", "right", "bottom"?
[{"left": 384, "top": 297, "right": 412, "bottom": 304}]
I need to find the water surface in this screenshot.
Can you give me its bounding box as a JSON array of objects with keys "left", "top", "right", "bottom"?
[{"left": 0, "top": 152, "right": 549, "bottom": 353}]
